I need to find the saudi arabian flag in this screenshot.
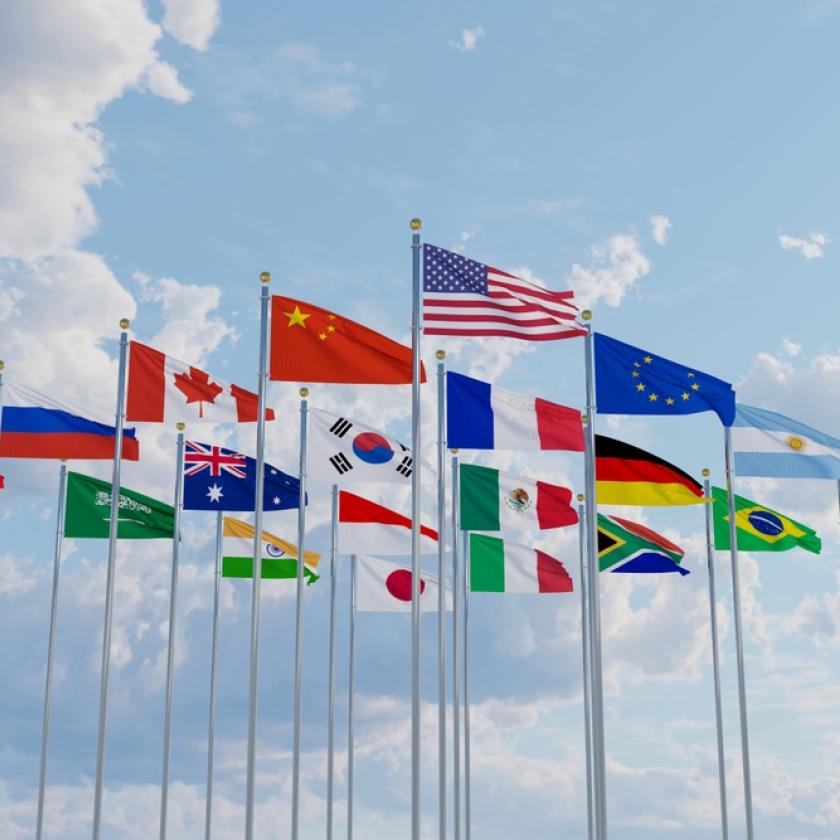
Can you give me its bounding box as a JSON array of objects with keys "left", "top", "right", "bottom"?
[
  {"left": 64, "top": 471, "right": 174, "bottom": 539},
  {"left": 711, "top": 486, "right": 821, "bottom": 554},
  {"left": 459, "top": 463, "right": 577, "bottom": 532},
  {"left": 222, "top": 517, "right": 321, "bottom": 583},
  {"left": 469, "top": 533, "right": 573, "bottom": 593}
]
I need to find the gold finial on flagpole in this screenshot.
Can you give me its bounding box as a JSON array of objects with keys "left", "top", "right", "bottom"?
[
  {"left": 299, "top": 387, "right": 309, "bottom": 398},
  {"left": 702, "top": 468, "right": 710, "bottom": 477},
  {"left": 0, "top": 360, "right": 5, "bottom": 371},
  {"left": 119, "top": 318, "right": 130, "bottom": 330},
  {"left": 435, "top": 350, "right": 446, "bottom": 361},
  {"left": 176, "top": 422, "right": 186, "bottom": 432},
  {"left": 450, "top": 448, "right": 459, "bottom": 455},
  {"left": 577, "top": 493, "right": 585, "bottom": 502},
  {"left": 410, "top": 218, "right": 422, "bottom": 231},
  {"left": 260, "top": 272, "right": 271, "bottom": 284},
  {"left": 581, "top": 414, "right": 588, "bottom": 425},
  {"left": 581, "top": 309, "right": 592, "bottom": 321}
]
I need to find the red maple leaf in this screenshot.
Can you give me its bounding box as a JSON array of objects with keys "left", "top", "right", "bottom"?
[{"left": 173, "top": 367, "right": 224, "bottom": 418}]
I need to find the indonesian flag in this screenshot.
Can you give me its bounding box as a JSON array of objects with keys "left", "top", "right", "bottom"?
[
  {"left": 126, "top": 341, "right": 275, "bottom": 424},
  {"left": 356, "top": 555, "right": 452, "bottom": 613},
  {"left": 339, "top": 490, "right": 438, "bottom": 555}
]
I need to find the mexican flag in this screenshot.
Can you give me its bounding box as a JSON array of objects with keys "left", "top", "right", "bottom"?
[
  {"left": 459, "top": 463, "right": 577, "bottom": 532},
  {"left": 469, "top": 533, "right": 573, "bottom": 593},
  {"left": 222, "top": 516, "right": 320, "bottom": 582}
]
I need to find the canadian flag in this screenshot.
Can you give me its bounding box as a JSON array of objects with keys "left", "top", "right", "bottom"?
[
  {"left": 339, "top": 490, "right": 438, "bottom": 555},
  {"left": 126, "top": 341, "right": 275, "bottom": 424},
  {"left": 355, "top": 555, "right": 452, "bottom": 613}
]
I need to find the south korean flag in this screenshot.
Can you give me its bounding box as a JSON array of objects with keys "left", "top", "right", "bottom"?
[{"left": 309, "top": 408, "right": 431, "bottom": 485}]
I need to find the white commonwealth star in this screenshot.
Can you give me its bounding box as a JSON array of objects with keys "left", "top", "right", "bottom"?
[
  {"left": 207, "top": 484, "right": 223, "bottom": 503},
  {"left": 272, "top": 496, "right": 281, "bottom": 506}
]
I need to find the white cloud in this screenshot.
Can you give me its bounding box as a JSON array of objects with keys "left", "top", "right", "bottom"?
[
  {"left": 649, "top": 214, "right": 671, "bottom": 246},
  {"left": 567, "top": 232, "right": 652, "bottom": 308},
  {"left": 161, "top": 0, "right": 220, "bottom": 51},
  {"left": 782, "top": 338, "right": 802, "bottom": 357},
  {"left": 142, "top": 60, "right": 193, "bottom": 104},
  {"left": 451, "top": 25, "right": 486, "bottom": 52},
  {"left": 778, "top": 231, "right": 830, "bottom": 260}
]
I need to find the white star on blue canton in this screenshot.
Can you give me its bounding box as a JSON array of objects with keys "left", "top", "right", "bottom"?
[{"left": 207, "top": 484, "right": 223, "bottom": 503}]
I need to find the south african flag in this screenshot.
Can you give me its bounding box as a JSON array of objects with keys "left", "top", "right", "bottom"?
[{"left": 597, "top": 513, "right": 689, "bottom": 575}]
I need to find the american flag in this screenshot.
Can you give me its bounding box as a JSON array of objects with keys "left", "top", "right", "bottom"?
[{"left": 422, "top": 244, "right": 586, "bottom": 341}]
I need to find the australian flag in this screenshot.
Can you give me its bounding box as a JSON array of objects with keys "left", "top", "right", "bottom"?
[{"left": 183, "top": 440, "right": 302, "bottom": 511}]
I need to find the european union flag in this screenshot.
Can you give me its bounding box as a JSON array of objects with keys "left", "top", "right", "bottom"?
[{"left": 594, "top": 333, "right": 736, "bottom": 426}]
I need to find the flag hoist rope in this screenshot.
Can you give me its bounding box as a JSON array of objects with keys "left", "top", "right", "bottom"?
[
  {"left": 326, "top": 483, "right": 339, "bottom": 840},
  {"left": 435, "top": 352, "right": 447, "bottom": 840},
  {"left": 577, "top": 496, "right": 595, "bottom": 840}
]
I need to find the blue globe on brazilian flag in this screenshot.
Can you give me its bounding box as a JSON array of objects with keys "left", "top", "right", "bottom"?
[{"left": 711, "top": 487, "right": 821, "bottom": 554}]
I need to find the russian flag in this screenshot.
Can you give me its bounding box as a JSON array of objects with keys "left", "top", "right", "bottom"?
[
  {"left": 0, "top": 382, "right": 139, "bottom": 461},
  {"left": 446, "top": 371, "right": 584, "bottom": 451}
]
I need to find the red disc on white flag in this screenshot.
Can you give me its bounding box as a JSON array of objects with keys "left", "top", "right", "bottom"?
[{"left": 385, "top": 569, "right": 425, "bottom": 601}]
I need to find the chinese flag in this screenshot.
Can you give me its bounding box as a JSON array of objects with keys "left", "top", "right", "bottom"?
[{"left": 270, "top": 296, "right": 426, "bottom": 384}]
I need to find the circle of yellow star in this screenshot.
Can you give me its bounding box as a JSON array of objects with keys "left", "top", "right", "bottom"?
[
  {"left": 681, "top": 392, "right": 690, "bottom": 401},
  {"left": 643, "top": 355, "right": 653, "bottom": 364},
  {"left": 649, "top": 393, "right": 659, "bottom": 402},
  {"left": 636, "top": 383, "right": 646, "bottom": 392},
  {"left": 691, "top": 383, "right": 700, "bottom": 391},
  {"left": 284, "top": 305, "right": 310, "bottom": 328},
  {"left": 631, "top": 370, "right": 640, "bottom": 378},
  {"left": 666, "top": 397, "right": 675, "bottom": 405}
]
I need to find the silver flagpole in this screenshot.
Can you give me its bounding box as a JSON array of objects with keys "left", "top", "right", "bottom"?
[
  {"left": 159, "top": 426, "right": 186, "bottom": 840},
  {"left": 92, "top": 318, "right": 130, "bottom": 840},
  {"left": 435, "top": 351, "right": 447, "bottom": 840},
  {"left": 204, "top": 511, "right": 224, "bottom": 840},
  {"left": 724, "top": 428, "right": 754, "bottom": 839},
  {"left": 35, "top": 461, "right": 68, "bottom": 840},
  {"left": 245, "top": 273, "right": 272, "bottom": 840},
  {"left": 291, "top": 389, "right": 310, "bottom": 840},
  {"left": 462, "top": 530, "right": 471, "bottom": 840},
  {"left": 581, "top": 312, "right": 608, "bottom": 840},
  {"left": 577, "top": 496, "right": 594, "bottom": 840},
  {"left": 327, "top": 484, "right": 339, "bottom": 840},
  {"left": 702, "top": 472, "right": 729, "bottom": 840},
  {"left": 451, "top": 453, "right": 461, "bottom": 840},
  {"left": 347, "top": 554, "right": 357, "bottom": 840},
  {"left": 409, "top": 217, "right": 423, "bottom": 840}
]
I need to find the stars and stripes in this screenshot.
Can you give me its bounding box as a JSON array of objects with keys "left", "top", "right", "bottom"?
[{"left": 184, "top": 441, "right": 247, "bottom": 478}]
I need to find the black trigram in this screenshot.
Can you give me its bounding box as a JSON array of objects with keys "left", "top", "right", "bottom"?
[
  {"left": 396, "top": 455, "right": 413, "bottom": 477},
  {"left": 329, "top": 417, "right": 353, "bottom": 438},
  {"left": 329, "top": 453, "right": 353, "bottom": 474}
]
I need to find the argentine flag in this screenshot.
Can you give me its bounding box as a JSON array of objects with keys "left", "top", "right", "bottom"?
[{"left": 732, "top": 404, "right": 840, "bottom": 479}]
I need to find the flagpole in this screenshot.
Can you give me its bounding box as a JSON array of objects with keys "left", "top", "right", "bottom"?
[
  {"left": 581, "top": 312, "right": 608, "bottom": 840},
  {"left": 462, "top": 529, "right": 471, "bottom": 840},
  {"left": 204, "top": 510, "right": 224, "bottom": 840},
  {"left": 724, "top": 428, "right": 754, "bottom": 840},
  {"left": 327, "top": 483, "right": 339, "bottom": 840},
  {"left": 92, "top": 318, "right": 130, "bottom": 840},
  {"left": 409, "top": 216, "right": 423, "bottom": 840},
  {"left": 451, "top": 452, "right": 461, "bottom": 840},
  {"left": 702, "top": 472, "right": 729, "bottom": 840},
  {"left": 35, "top": 461, "right": 68, "bottom": 840},
  {"left": 291, "top": 388, "right": 310, "bottom": 840},
  {"left": 245, "top": 273, "right": 271, "bottom": 840},
  {"left": 435, "top": 350, "right": 447, "bottom": 840},
  {"left": 347, "top": 554, "right": 357, "bottom": 840},
  {"left": 577, "top": 495, "right": 595, "bottom": 840}
]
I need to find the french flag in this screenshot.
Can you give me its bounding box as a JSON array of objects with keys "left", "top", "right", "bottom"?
[
  {"left": 446, "top": 371, "right": 584, "bottom": 451},
  {"left": 0, "top": 382, "right": 139, "bottom": 461}
]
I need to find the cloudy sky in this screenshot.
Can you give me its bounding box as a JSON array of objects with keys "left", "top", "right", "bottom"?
[{"left": 2, "top": 1, "right": 840, "bottom": 837}]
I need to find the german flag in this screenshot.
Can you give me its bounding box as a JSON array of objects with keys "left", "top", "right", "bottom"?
[{"left": 595, "top": 435, "right": 706, "bottom": 506}]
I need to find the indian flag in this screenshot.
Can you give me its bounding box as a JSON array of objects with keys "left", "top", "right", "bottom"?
[
  {"left": 469, "top": 533, "right": 573, "bottom": 593},
  {"left": 222, "top": 516, "right": 320, "bottom": 582}
]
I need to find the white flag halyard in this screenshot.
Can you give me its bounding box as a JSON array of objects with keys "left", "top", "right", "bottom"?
[{"left": 356, "top": 555, "right": 452, "bottom": 613}]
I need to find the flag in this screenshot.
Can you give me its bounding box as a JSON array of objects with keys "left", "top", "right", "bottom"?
[
  {"left": 126, "top": 341, "right": 274, "bottom": 423},
  {"left": 446, "top": 371, "right": 584, "bottom": 451},
  {"left": 270, "top": 296, "right": 425, "bottom": 384},
  {"left": 222, "top": 516, "right": 320, "bottom": 582},
  {"left": 469, "top": 534, "right": 573, "bottom": 593},
  {"left": 309, "top": 408, "right": 430, "bottom": 485},
  {"left": 0, "top": 475, "right": 4, "bottom": 489},
  {"left": 355, "top": 555, "right": 452, "bottom": 612},
  {"left": 711, "top": 486, "right": 821, "bottom": 553},
  {"left": 422, "top": 244, "right": 585, "bottom": 341},
  {"left": 597, "top": 513, "right": 688, "bottom": 574},
  {"left": 64, "top": 472, "right": 174, "bottom": 539},
  {"left": 732, "top": 404, "right": 840, "bottom": 480},
  {"left": 595, "top": 435, "right": 706, "bottom": 506},
  {"left": 183, "top": 441, "right": 302, "bottom": 511},
  {"left": 339, "top": 490, "right": 438, "bottom": 555},
  {"left": 459, "top": 463, "right": 577, "bottom": 532},
  {"left": 0, "top": 381, "right": 139, "bottom": 460},
  {"left": 594, "top": 333, "right": 736, "bottom": 426}
]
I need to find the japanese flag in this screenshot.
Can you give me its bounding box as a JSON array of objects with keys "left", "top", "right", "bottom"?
[
  {"left": 126, "top": 341, "right": 275, "bottom": 424},
  {"left": 355, "top": 555, "right": 452, "bottom": 613}
]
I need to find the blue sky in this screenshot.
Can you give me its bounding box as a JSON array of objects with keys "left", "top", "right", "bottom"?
[{"left": 2, "top": 1, "right": 840, "bottom": 837}]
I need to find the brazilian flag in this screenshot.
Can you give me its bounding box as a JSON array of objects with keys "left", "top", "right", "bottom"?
[{"left": 711, "top": 486, "right": 821, "bottom": 554}]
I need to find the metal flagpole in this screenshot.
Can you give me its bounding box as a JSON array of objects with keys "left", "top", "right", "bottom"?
[
  {"left": 204, "top": 511, "right": 224, "bottom": 840},
  {"left": 581, "top": 311, "right": 608, "bottom": 840},
  {"left": 451, "top": 453, "right": 461, "bottom": 840},
  {"left": 409, "top": 217, "right": 423, "bottom": 840},
  {"left": 462, "top": 529, "right": 471, "bottom": 840},
  {"left": 577, "top": 496, "right": 595, "bottom": 840},
  {"left": 347, "top": 554, "right": 357, "bottom": 840},
  {"left": 724, "top": 428, "right": 754, "bottom": 839},
  {"left": 702, "top": 472, "right": 729, "bottom": 840},
  {"left": 327, "top": 484, "right": 339, "bottom": 840},
  {"left": 159, "top": 427, "right": 186, "bottom": 840},
  {"left": 35, "top": 461, "right": 68, "bottom": 840},
  {"left": 245, "top": 273, "right": 272, "bottom": 840},
  {"left": 291, "top": 388, "right": 310, "bottom": 840},
  {"left": 435, "top": 351, "right": 447, "bottom": 839}
]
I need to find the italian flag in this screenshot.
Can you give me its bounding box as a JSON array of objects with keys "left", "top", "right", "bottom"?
[
  {"left": 469, "top": 533, "right": 573, "bottom": 593},
  {"left": 459, "top": 463, "right": 577, "bottom": 532}
]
